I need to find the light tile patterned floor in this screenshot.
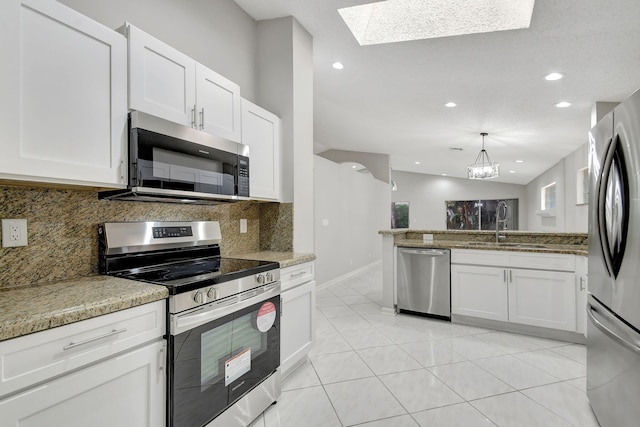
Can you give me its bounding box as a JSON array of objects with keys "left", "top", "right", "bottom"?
[{"left": 249, "top": 263, "right": 599, "bottom": 427}]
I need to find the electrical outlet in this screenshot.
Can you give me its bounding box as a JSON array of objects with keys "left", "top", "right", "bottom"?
[
  {"left": 2, "top": 218, "right": 28, "bottom": 247},
  {"left": 240, "top": 219, "right": 247, "bottom": 234}
]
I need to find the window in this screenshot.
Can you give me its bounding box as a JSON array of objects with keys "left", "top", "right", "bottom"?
[
  {"left": 541, "top": 182, "right": 557, "bottom": 210},
  {"left": 445, "top": 199, "right": 519, "bottom": 230},
  {"left": 576, "top": 167, "right": 588, "bottom": 205},
  {"left": 391, "top": 202, "right": 409, "bottom": 228}
]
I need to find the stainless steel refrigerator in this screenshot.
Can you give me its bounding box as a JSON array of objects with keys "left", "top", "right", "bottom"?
[{"left": 587, "top": 87, "right": 640, "bottom": 427}]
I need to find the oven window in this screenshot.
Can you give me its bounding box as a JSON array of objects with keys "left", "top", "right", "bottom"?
[
  {"left": 171, "top": 295, "right": 280, "bottom": 427},
  {"left": 200, "top": 323, "right": 232, "bottom": 389}
]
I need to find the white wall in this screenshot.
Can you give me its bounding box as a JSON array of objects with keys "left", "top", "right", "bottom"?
[
  {"left": 526, "top": 143, "right": 589, "bottom": 232},
  {"left": 257, "top": 17, "right": 315, "bottom": 253},
  {"left": 314, "top": 156, "right": 390, "bottom": 285},
  {"left": 391, "top": 171, "right": 528, "bottom": 230},
  {"left": 59, "top": 0, "right": 258, "bottom": 101}
]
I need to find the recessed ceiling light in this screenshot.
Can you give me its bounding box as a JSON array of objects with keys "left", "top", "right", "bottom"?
[
  {"left": 332, "top": 62, "right": 344, "bottom": 70},
  {"left": 509, "top": 170, "right": 516, "bottom": 173},
  {"left": 351, "top": 165, "right": 357, "bottom": 169},
  {"left": 555, "top": 101, "right": 572, "bottom": 108},
  {"left": 445, "top": 102, "right": 457, "bottom": 108},
  {"left": 441, "top": 173, "right": 447, "bottom": 176},
  {"left": 415, "top": 161, "right": 421, "bottom": 165},
  {"left": 338, "top": 0, "right": 535, "bottom": 45},
  {"left": 545, "top": 72, "right": 565, "bottom": 81},
  {"left": 515, "top": 160, "right": 524, "bottom": 163}
]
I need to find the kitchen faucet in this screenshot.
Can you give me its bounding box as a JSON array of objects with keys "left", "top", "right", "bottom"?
[{"left": 496, "top": 201, "right": 508, "bottom": 243}]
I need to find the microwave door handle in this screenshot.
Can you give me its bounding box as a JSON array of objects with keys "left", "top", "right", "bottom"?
[{"left": 597, "top": 136, "right": 616, "bottom": 277}]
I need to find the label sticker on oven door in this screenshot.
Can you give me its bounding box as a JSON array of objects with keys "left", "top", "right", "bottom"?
[
  {"left": 225, "top": 348, "right": 251, "bottom": 386},
  {"left": 257, "top": 302, "right": 277, "bottom": 332}
]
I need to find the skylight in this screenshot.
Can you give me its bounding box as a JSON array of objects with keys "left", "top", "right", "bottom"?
[{"left": 338, "top": 0, "right": 536, "bottom": 46}]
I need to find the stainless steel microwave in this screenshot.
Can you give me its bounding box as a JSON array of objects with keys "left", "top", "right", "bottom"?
[{"left": 99, "top": 111, "right": 249, "bottom": 204}]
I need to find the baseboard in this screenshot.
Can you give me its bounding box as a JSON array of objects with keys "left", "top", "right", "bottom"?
[
  {"left": 452, "top": 314, "right": 586, "bottom": 344},
  {"left": 316, "top": 259, "right": 382, "bottom": 291}
]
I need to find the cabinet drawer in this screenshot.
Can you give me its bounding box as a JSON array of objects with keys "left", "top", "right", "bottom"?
[
  {"left": 0, "top": 300, "right": 165, "bottom": 398},
  {"left": 281, "top": 262, "right": 315, "bottom": 291},
  {"left": 509, "top": 253, "right": 575, "bottom": 272},
  {"left": 451, "top": 249, "right": 510, "bottom": 266}
]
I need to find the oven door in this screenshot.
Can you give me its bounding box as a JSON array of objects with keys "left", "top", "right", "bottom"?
[{"left": 169, "top": 285, "right": 280, "bottom": 427}]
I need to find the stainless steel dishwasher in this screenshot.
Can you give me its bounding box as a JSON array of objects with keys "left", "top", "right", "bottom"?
[{"left": 397, "top": 247, "right": 451, "bottom": 320}]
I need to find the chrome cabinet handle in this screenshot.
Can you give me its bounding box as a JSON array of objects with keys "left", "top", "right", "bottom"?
[
  {"left": 63, "top": 328, "right": 127, "bottom": 351},
  {"left": 199, "top": 108, "right": 205, "bottom": 129},
  {"left": 191, "top": 105, "right": 197, "bottom": 128},
  {"left": 503, "top": 270, "right": 507, "bottom": 282},
  {"left": 509, "top": 270, "right": 512, "bottom": 283},
  {"left": 579, "top": 277, "right": 586, "bottom": 291},
  {"left": 290, "top": 271, "right": 307, "bottom": 278}
]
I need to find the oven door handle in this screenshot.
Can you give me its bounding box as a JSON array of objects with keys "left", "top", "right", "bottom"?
[{"left": 171, "top": 282, "right": 281, "bottom": 335}]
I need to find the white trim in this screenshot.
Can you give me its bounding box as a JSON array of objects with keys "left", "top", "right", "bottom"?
[{"left": 316, "top": 259, "right": 382, "bottom": 291}]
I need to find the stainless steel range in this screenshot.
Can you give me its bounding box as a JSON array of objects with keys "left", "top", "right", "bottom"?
[{"left": 99, "top": 221, "right": 281, "bottom": 427}]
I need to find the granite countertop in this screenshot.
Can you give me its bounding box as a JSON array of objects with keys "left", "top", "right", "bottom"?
[
  {"left": 380, "top": 229, "right": 587, "bottom": 256},
  {"left": 0, "top": 276, "right": 168, "bottom": 342},
  {"left": 231, "top": 251, "right": 316, "bottom": 268},
  {"left": 395, "top": 239, "right": 587, "bottom": 256},
  {"left": 0, "top": 251, "right": 315, "bottom": 342}
]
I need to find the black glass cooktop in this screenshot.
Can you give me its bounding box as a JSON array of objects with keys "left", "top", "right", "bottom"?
[{"left": 121, "top": 257, "right": 278, "bottom": 294}]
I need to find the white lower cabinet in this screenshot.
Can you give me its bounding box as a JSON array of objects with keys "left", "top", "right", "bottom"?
[
  {"left": 0, "top": 301, "right": 166, "bottom": 427},
  {"left": 0, "top": 340, "right": 166, "bottom": 427},
  {"left": 508, "top": 268, "right": 576, "bottom": 331},
  {"left": 280, "top": 262, "right": 315, "bottom": 376},
  {"left": 451, "top": 250, "right": 579, "bottom": 332},
  {"left": 451, "top": 265, "right": 508, "bottom": 322}
]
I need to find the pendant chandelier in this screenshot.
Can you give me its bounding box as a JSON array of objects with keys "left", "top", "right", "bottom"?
[{"left": 467, "top": 132, "right": 500, "bottom": 179}]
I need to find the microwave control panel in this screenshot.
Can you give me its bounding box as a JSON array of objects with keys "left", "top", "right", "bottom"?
[{"left": 237, "top": 156, "right": 250, "bottom": 197}]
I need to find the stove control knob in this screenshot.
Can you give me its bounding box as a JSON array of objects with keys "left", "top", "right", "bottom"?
[
  {"left": 256, "top": 274, "right": 266, "bottom": 284},
  {"left": 193, "top": 291, "right": 204, "bottom": 304},
  {"left": 266, "top": 272, "right": 274, "bottom": 282},
  {"left": 207, "top": 287, "right": 217, "bottom": 300}
]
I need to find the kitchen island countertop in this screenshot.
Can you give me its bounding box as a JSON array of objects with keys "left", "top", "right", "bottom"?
[{"left": 0, "top": 276, "right": 168, "bottom": 342}]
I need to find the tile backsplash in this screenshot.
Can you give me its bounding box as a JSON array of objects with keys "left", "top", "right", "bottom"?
[{"left": 0, "top": 184, "right": 292, "bottom": 288}]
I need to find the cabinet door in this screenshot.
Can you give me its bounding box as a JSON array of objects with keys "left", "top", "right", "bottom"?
[
  {"left": 128, "top": 23, "right": 196, "bottom": 127},
  {"left": 508, "top": 269, "right": 577, "bottom": 331},
  {"left": 0, "top": 340, "right": 166, "bottom": 427},
  {"left": 195, "top": 63, "right": 241, "bottom": 141},
  {"left": 451, "top": 265, "right": 508, "bottom": 321},
  {"left": 241, "top": 99, "right": 281, "bottom": 200},
  {"left": 0, "top": 0, "right": 127, "bottom": 187},
  {"left": 281, "top": 280, "right": 316, "bottom": 376}
]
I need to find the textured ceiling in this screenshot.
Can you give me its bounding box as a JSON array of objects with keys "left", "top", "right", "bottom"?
[{"left": 234, "top": 0, "right": 640, "bottom": 184}]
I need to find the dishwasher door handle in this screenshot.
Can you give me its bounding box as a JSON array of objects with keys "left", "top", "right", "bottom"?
[{"left": 398, "top": 248, "right": 447, "bottom": 256}]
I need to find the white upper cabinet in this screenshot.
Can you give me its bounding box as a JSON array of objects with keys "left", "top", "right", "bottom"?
[
  {"left": 0, "top": 0, "right": 127, "bottom": 187},
  {"left": 127, "top": 24, "right": 195, "bottom": 127},
  {"left": 241, "top": 98, "right": 281, "bottom": 200},
  {"left": 196, "top": 64, "right": 241, "bottom": 140},
  {"left": 126, "top": 23, "right": 241, "bottom": 142}
]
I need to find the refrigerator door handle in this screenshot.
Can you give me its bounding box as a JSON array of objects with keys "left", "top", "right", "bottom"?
[
  {"left": 596, "top": 134, "right": 629, "bottom": 279},
  {"left": 596, "top": 136, "right": 616, "bottom": 277},
  {"left": 588, "top": 295, "right": 640, "bottom": 354}
]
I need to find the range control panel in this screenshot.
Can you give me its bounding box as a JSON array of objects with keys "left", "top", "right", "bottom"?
[{"left": 152, "top": 226, "right": 193, "bottom": 238}]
